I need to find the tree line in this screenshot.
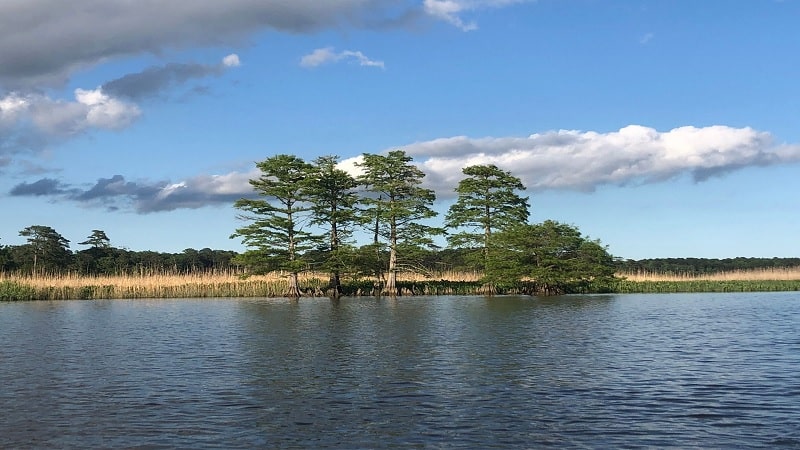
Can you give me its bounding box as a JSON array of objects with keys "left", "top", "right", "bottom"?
[
  {"left": 616, "top": 257, "right": 800, "bottom": 276},
  {"left": 0, "top": 227, "right": 238, "bottom": 275}
]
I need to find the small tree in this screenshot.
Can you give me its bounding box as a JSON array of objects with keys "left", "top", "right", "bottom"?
[
  {"left": 19, "top": 225, "right": 72, "bottom": 274},
  {"left": 489, "top": 220, "right": 616, "bottom": 295},
  {"left": 231, "top": 154, "right": 317, "bottom": 298},
  {"left": 0, "top": 240, "right": 11, "bottom": 272},
  {"left": 305, "top": 155, "right": 361, "bottom": 297},
  {"left": 79, "top": 229, "right": 111, "bottom": 249},
  {"left": 357, "top": 150, "right": 441, "bottom": 295}
]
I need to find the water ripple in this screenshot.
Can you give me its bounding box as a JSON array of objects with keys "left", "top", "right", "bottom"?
[{"left": 1, "top": 293, "right": 799, "bottom": 448}]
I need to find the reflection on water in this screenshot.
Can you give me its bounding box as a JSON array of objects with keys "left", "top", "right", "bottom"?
[{"left": 1, "top": 294, "right": 799, "bottom": 448}]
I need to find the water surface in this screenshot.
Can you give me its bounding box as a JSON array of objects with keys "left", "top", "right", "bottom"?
[{"left": 1, "top": 293, "right": 799, "bottom": 448}]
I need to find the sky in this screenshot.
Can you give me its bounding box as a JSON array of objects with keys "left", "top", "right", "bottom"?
[{"left": 1, "top": 0, "right": 799, "bottom": 260}]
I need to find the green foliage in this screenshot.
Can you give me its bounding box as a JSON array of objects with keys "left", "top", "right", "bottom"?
[
  {"left": 356, "top": 150, "right": 442, "bottom": 293},
  {"left": 79, "top": 229, "right": 111, "bottom": 249},
  {"left": 305, "top": 155, "right": 361, "bottom": 294},
  {"left": 231, "top": 155, "right": 318, "bottom": 275},
  {"left": 612, "top": 279, "right": 800, "bottom": 293},
  {"left": 18, "top": 225, "right": 72, "bottom": 274},
  {"left": 231, "top": 154, "right": 321, "bottom": 296},
  {"left": 0, "top": 281, "right": 37, "bottom": 301},
  {"left": 488, "top": 220, "right": 617, "bottom": 295},
  {"left": 445, "top": 164, "right": 529, "bottom": 256}
]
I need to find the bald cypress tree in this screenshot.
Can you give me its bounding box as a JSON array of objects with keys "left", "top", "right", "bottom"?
[
  {"left": 357, "top": 150, "right": 441, "bottom": 295},
  {"left": 231, "top": 154, "right": 316, "bottom": 298},
  {"left": 305, "top": 155, "right": 360, "bottom": 297}
]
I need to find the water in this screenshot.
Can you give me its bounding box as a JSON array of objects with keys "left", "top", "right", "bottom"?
[{"left": 1, "top": 293, "right": 799, "bottom": 448}]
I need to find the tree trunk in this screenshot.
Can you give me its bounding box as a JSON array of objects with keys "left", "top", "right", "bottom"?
[
  {"left": 373, "top": 205, "right": 384, "bottom": 291},
  {"left": 329, "top": 272, "right": 342, "bottom": 298},
  {"left": 286, "top": 272, "right": 302, "bottom": 298},
  {"left": 383, "top": 218, "right": 398, "bottom": 296},
  {"left": 328, "top": 221, "right": 342, "bottom": 298}
]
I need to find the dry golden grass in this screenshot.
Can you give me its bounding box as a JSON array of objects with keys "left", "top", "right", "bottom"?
[
  {"left": 5, "top": 265, "right": 798, "bottom": 291},
  {"left": 0, "top": 268, "right": 483, "bottom": 299},
  {"left": 618, "top": 266, "right": 800, "bottom": 282}
]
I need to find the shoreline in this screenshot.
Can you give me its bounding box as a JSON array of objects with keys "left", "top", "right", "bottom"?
[{"left": 4, "top": 277, "right": 800, "bottom": 301}]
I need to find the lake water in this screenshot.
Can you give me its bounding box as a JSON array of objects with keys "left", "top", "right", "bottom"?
[{"left": 1, "top": 293, "right": 799, "bottom": 448}]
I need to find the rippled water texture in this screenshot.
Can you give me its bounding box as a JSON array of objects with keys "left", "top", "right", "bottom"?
[{"left": 2, "top": 293, "right": 799, "bottom": 448}]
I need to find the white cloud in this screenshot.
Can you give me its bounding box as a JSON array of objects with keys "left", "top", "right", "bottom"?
[
  {"left": 1, "top": 88, "right": 140, "bottom": 140},
  {"left": 16, "top": 125, "right": 800, "bottom": 213},
  {"left": 300, "top": 47, "right": 385, "bottom": 69},
  {"left": 394, "top": 125, "right": 800, "bottom": 196},
  {"left": 640, "top": 32, "right": 655, "bottom": 45},
  {"left": 0, "top": 94, "right": 28, "bottom": 122},
  {"left": 222, "top": 53, "right": 241, "bottom": 67},
  {"left": 423, "top": 0, "right": 529, "bottom": 31},
  {"left": 75, "top": 88, "right": 141, "bottom": 129}
]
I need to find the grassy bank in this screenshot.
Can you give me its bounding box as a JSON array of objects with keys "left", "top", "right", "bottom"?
[
  {"left": 3, "top": 267, "right": 800, "bottom": 301},
  {"left": 612, "top": 279, "right": 800, "bottom": 293},
  {"left": 613, "top": 267, "right": 800, "bottom": 293}
]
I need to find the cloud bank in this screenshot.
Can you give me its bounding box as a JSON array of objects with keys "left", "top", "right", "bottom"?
[
  {"left": 403, "top": 125, "right": 800, "bottom": 196},
  {"left": 0, "top": 1, "right": 497, "bottom": 89},
  {"left": 11, "top": 125, "right": 800, "bottom": 212},
  {"left": 9, "top": 171, "right": 257, "bottom": 213}
]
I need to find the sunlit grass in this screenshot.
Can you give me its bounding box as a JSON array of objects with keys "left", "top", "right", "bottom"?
[
  {"left": 3, "top": 266, "right": 800, "bottom": 300},
  {"left": 0, "top": 269, "right": 485, "bottom": 300},
  {"left": 618, "top": 266, "right": 800, "bottom": 282}
]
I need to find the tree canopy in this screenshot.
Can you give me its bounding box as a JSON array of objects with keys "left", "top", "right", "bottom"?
[
  {"left": 488, "top": 220, "right": 616, "bottom": 295},
  {"left": 19, "top": 225, "right": 72, "bottom": 274},
  {"left": 357, "top": 150, "right": 442, "bottom": 295},
  {"left": 445, "top": 164, "right": 530, "bottom": 290},
  {"left": 305, "top": 155, "right": 361, "bottom": 296}
]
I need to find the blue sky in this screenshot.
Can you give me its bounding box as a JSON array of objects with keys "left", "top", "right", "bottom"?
[{"left": 2, "top": 0, "right": 799, "bottom": 260}]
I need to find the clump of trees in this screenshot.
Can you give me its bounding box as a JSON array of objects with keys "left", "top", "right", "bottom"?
[{"left": 231, "top": 150, "right": 618, "bottom": 297}]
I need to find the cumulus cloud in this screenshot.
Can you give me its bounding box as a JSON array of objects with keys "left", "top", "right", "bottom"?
[
  {"left": 1, "top": 88, "right": 140, "bottom": 141},
  {"left": 223, "top": 54, "right": 241, "bottom": 68},
  {"left": 397, "top": 125, "right": 800, "bottom": 196},
  {"left": 300, "top": 47, "right": 385, "bottom": 69}
]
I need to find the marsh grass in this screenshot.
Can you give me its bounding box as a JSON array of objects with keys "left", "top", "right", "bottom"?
[
  {"left": 614, "top": 267, "right": 800, "bottom": 293},
  {"left": 618, "top": 266, "right": 800, "bottom": 282},
  {"left": 3, "top": 266, "right": 800, "bottom": 300},
  {"left": 0, "top": 269, "right": 487, "bottom": 300}
]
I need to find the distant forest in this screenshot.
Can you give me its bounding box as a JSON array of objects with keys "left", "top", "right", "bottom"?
[
  {"left": 2, "top": 230, "right": 799, "bottom": 277},
  {"left": 615, "top": 257, "right": 800, "bottom": 275}
]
